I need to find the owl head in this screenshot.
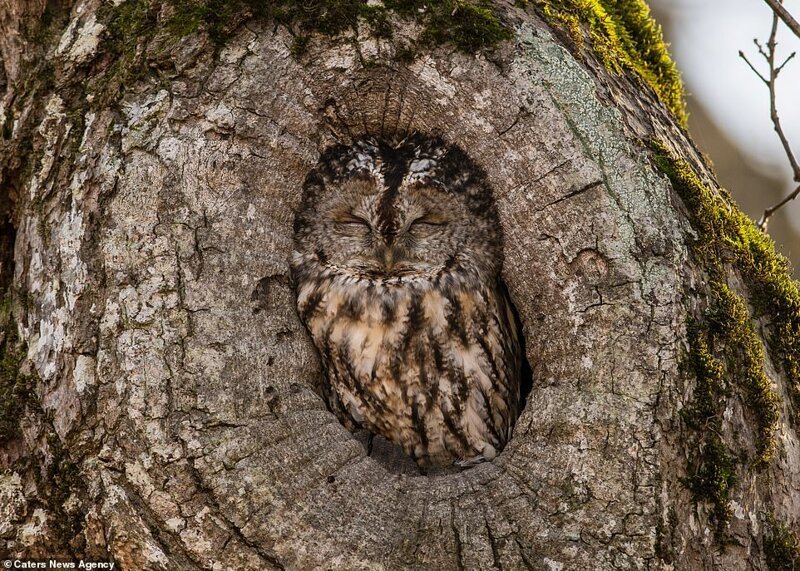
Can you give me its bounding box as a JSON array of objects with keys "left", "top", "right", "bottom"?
[{"left": 293, "top": 133, "right": 503, "bottom": 283}]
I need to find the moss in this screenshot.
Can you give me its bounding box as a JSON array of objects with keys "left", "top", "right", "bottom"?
[
  {"left": 535, "top": 0, "right": 687, "bottom": 127},
  {"left": 383, "top": 0, "right": 512, "bottom": 53},
  {"left": 764, "top": 515, "right": 800, "bottom": 570},
  {"left": 89, "top": 0, "right": 511, "bottom": 99},
  {"left": 654, "top": 146, "right": 798, "bottom": 425},
  {"left": 683, "top": 436, "right": 736, "bottom": 535},
  {"left": 0, "top": 293, "right": 10, "bottom": 328},
  {"left": 653, "top": 143, "right": 797, "bottom": 539},
  {"left": 93, "top": 0, "right": 158, "bottom": 102},
  {"left": 39, "top": 431, "right": 86, "bottom": 552},
  {"left": 0, "top": 295, "right": 33, "bottom": 443},
  {"left": 166, "top": 0, "right": 249, "bottom": 46},
  {"left": 681, "top": 321, "right": 725, "bottom": 424},
  {"left": 679, "top": 319, "right": 734, "bottom": 535},
  {"left": 289, "top": 33, "right": 312, "bottom": 58},
  {"left": 0, "top": 294, "right": 85, "bottom": 551},
  {"left": 654, "top": 507, "right": 679, "bottom": 563},
  {"left": 707, "top": 283, "right": 780, "bottom": 466},
  {"left": 162, "top": 0, "right": 511, "bottom": 55},
  {"left": 103, "top": 0, "right": 157, "bottom": 46},
  {"left": 266, "top": 0, "right": 512, "bottom": 54}
]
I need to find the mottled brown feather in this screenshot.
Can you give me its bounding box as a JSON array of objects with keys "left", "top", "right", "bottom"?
[{"left": 291, "top": 134, "right": 522, "bottom": 468}]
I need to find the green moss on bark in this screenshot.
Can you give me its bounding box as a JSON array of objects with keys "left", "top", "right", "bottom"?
[
  {"left": 765, "top": 515, "right": 800, "bottom": 570},
  {"left": 0, "top": 293, "right": 85, "bottom": 552},
  {"left": 0, "top": 296, "right": 33, "bottom": 443},
  {"left": 682, "top": 429, "right": 736, "bottom": 535},
  {"left": 708, "top": 283, "right": 780, "bottom": 466},
  {"left": 92, "top": 0, "right": 512, "bottom": 97},
  {"left": 654, "top": 146, "right": 799, "bottom": 423},
  {"left": 680, "top": 320, "right": 734, "bottom": 534},
  {"left": 653, "top": 143, "right": 799, "bottom": 539},
  {"left": 92, "top": 0, "right": 158, "bottom": 102},
  {"left": 536, "top": 0, "right": 687, "bottom": 127},
  {"left": 166, "top": 0, "right": 252, "bottom": 46},
  {"left": 383, "top": 0, "right": 512, "bottom": 52},
  {"left": 162, "top": 0, "right": 511, "bottom": 54}
]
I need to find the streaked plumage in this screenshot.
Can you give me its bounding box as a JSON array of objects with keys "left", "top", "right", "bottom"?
[{"left": 290, "top": 133, "right": 521, "bottom": 468}]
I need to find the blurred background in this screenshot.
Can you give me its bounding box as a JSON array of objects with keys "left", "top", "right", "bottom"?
[{"left": 649, "top": 0, "right": 800, "bottom": 274}]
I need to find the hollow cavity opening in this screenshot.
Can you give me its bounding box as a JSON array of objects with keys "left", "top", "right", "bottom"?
[{"left": 291, "top": 132, "right": 534, "bottom": 476}]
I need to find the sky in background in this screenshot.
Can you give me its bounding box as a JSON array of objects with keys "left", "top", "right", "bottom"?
[{"left": 649, "top": 0, "right": 800, "bottom": 230}]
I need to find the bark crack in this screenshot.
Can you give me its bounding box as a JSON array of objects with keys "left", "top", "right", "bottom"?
[{"left": 536, "top": 179, "right": 604, "bottom": 212}]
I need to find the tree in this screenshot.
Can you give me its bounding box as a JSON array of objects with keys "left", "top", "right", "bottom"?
[{"left": 1, "top": 1, "right": 799, "bottom": 569}]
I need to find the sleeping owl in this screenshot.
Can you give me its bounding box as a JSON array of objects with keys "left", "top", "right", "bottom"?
[{"left": 290, "top": 133, "right": 522, "bottom": 468}]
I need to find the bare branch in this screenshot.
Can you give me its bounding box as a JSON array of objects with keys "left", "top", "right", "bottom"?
[
  {"left": 755, "top": 10, "right": 800, "bottom": 230},
  {"left": 763, "top": 0, "right": 800, "bottom": 39},
  {"left": 765, "top": 16, "right": 800, "bottom": 182}
]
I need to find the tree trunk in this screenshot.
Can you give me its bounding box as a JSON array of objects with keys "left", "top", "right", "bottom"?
[{"left": 1, "top": 1, "right": 799, "bottom": 569}]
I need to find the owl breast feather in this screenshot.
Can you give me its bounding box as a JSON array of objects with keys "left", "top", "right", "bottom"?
[{"left": 294, "top": 259, "right": 521, "bottom": 468}]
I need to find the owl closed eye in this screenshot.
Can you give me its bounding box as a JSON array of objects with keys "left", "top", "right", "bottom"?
[
  {"left": 291, "top": 133, "right": 522, "bottom": 469},
  {"left": 332, "top": 213, "right": 371, "bottom": 236}
]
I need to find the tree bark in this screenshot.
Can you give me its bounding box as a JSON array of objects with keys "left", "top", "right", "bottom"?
[{"left": 1, "top": 1, "right": 799, "bottom": 569}]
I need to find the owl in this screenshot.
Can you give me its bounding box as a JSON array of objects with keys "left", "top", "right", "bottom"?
[{"left": 290, "top": 133, "right": 522, "bottom": 468}]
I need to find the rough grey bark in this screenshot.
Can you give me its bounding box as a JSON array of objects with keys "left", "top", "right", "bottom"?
[{"left": 1, "top": 1, "right": 798, "bottom": 570}]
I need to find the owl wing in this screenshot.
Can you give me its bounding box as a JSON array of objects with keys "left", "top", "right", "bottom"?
[{"left": 468, "top": 279, "right": 523, "bottom": 448}]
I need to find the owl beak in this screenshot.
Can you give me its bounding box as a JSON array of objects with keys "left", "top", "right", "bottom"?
[
  {"left": 376, "top": 246, "right": 398, "bottom": 272},
  {"left": 382, "top": 248, "right": 395, "bottom": 271}
]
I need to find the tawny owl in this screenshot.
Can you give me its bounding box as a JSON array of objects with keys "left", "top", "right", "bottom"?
[{"left": 290, "top": 133, "right": 522, "bottom": 468}]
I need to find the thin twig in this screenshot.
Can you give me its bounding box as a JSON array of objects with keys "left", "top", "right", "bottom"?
[
  {"left": 763, "top": 0, "right": 800, "bottom": 40},
  {"left": 775, "top": 51, "right": 796, "bottom": 75},
  {"left": 766, "top": 15, "right": 800, "bottom": 180},
  {"left": 759, "top": 184, "right": 800, "bottom": 228},
  {"left": 749, "top": 11, "right": 800, "bottom": 230},
  {"left": 739, "top": 51, "right": 769, "bottom": 84},
  {"left": 755, "top": 38, "right": 770, "bottom": 59}
]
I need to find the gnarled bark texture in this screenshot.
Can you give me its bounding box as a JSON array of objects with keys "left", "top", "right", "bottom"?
[{"left": 1, "top": 1, "right": 798, "bottom": 569}]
